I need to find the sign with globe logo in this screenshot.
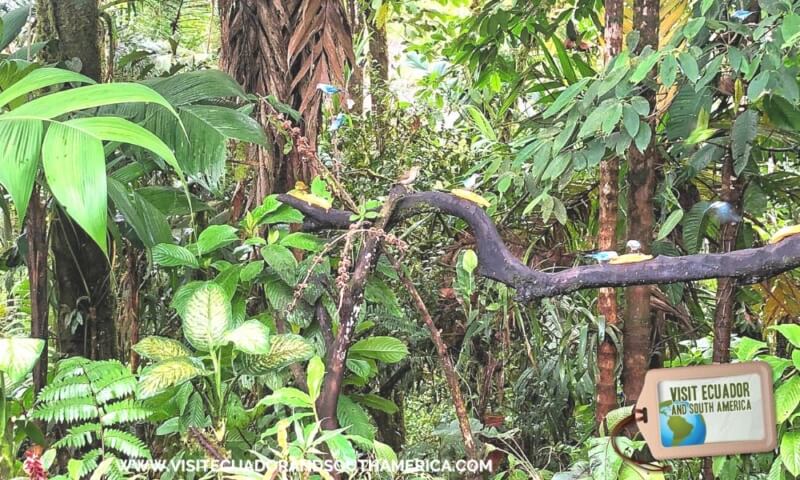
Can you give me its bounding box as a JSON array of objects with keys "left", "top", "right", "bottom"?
[
  {"left": 658, "top": 400, "right": 707, "bottom": 446},
  {"left": 635, "top": 362, "right": 777, "bottom": 459}
]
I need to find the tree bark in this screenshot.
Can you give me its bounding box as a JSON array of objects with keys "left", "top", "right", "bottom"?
[
  {"left": 387, "top": 253, "right": 481, "bottom": 464},
  {"left": 37, "top": 0, "right": 117, "bottom": 361},
  {"left": 36, "top": 0, "right": 103, "bottom": 80},
  {"left": 26, "top": 186, "right": 48, "bottom": 393},
  {"left": 315, "top": 187, "right": 405, "bottom": 430},
  {"left": 596, "top": 0, "right": 624, "bottom": 425},
  {"left": 623, "top": 0, "right": 659, "bottom": 404}
]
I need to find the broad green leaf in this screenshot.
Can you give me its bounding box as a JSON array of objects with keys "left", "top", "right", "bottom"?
[
  {"left": 224, "top": 320, "right": 271, "bottom": 355},
  {"left": 736, "top": 337, "right": 767, "bottom": 361},
  {"left": 346, "top": 359, "right": 373, "bottom": 379},
  {"left": 775, "top": 376, "right": 800, "bottom": 423},
  {"left": 683, "top": 17, "right": 706, "bottom": 39},
  {"left": 148, "top": 69, "right": 248, "bottom": 105},
  {"left": 0, "top": 5, "right": 30, "bottom": 51},
  {"left": 634, "top": 122, "right": 652, "bottom": 153},
  {"left": 0, "top": 68, "right": 95, "bottom": 110},
  {"left": 622, "top": 106, "right": 640, "bottom": 138},
  {"left": 373, "top": 440, "right": 398, "bottom": 464},
  {"left": 630, "top": 52, "right": 660, "bottom": 83},
  {"left": 349, "top": 337, "right": 408, "bottom": 364},
  {"left": 236, "top": 334, "right": 314, "bottom": 375},
  {"left": 732, "top": 110, "right": 759, "bottom": 175},
  {"left": 338, "top": 395, "right": 376, "bottom": 442},
  {"left": 196, "top": 224, "right": 239, "bottom": 255},
  {"left": 137, "top": 357, "right": 207, "bottom": 399},
  {"left": 262, "top": 244, "right": 298, "bottom": 284},
  {"left": 260, "top": 387, "right": 313, "bottom": 409},
  {"left": 660, "top": 55, "right": 678, "bottom": 88},
  {"left": 678, "top": 52, "right": 700, "bottom": 82},
  {"left": 279, "top": 232, "right": 324, "bottom": 252},
  {"left": 657, "top": 209, "right": 684, "bottom": 240},
  {"left": 239, "top": 260, "right": 265, "bottom": 282},
  {"left": 602, "top": 104, "right": 623, "bottom": 134},
  {"left": 781, "top": 430, "right": 800, "bottom": 476},
  {"left": 682, "top": 201, "right": 710, "bottom": 254},
  {"left": 4, "top": 83, "right": 178, "bottom": 121},
  {"left": 180, "top": 105, "right": 267, "bottom": 146},
  {"left": 352, "top": 393, "right": 399, "bottom": 414},
  {"left": 64, "top": 117, "right": 182, "bottom": 176},
  {"left": 325, "top": 434, "right": 357, "bottom": 471},
  {"left": 782, "top": 14, "right": 800, "bottom": 47},
  {"left": 0, "top": 120, "right": 42, "bottom": 220},
  {"left": 42, "top": 122, "right": 108, "bottom": 253},
  {"left": 181, "top": 282, "right": 232, "bottom": 351},
  {"left": 133, "top": 336, "right": 192, "bottom": 362},
  {"left": 152, "top": 244, "right": 198, "bottom": 268},
  {"left": 107, "top": 179, "right": 173, "bottom": 248},
  {"left": 0, "top": 337, "right": 45, "bottom": 386},
  {"left": 770, "top": 324, "right": 800, "bottom": 348},
  {"left": 464, "top": 105, "right": 496, "bottom": 141},
  {"left": 543, "top": 78, "right": 591, "bottom": 119},
  {"left": 461, "top": 249, "right": 478, "bottom": 273},
  {"left": 307, "top": 356, "right": 325, "bottom": 402}
]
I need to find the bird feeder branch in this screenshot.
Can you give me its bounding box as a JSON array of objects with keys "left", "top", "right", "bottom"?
[{"left": 277, "top": 191, "right": 800, "bottom": 302}]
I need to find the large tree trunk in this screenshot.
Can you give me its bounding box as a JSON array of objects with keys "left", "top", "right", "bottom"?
[
  {"left": 36, "top": 0, "right": 117, "bottom": 361},
  {"left": 596, "top": 0, "right": 624, "bottom": 425},
  {"left": 219, "top": 0, "right": 353, "bottom": 195}
]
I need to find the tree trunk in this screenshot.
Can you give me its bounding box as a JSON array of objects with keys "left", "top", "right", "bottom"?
[
  {"left": 26, "top": 187, "right": 48, "bottom": 393},
  {"left": 703, "top": 156, "right": 744, "bottom": 479},
  {"left": 347, "top": 0, "right": 364, "bottom": 114},
  {"left": 37, "top": 0, "right": 117, "bottom": 361},
  {"left": 219, "top": 0, "right": 352, "bottom": 194},
  {"left": 36, "top": 0, "right": 103, "bottom": 81},
  {"left": 623, "top": 0, "right": 659, "bottom": 404},
  {"left": 596, "top": 0, "right": 624, "bottom": 425}
]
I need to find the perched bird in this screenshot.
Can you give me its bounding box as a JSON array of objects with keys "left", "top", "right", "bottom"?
[
  {"left": 585, "top": 251, "right": 619, "bottom": 263},
  {"left": 287, "top": 181, "right": 332, "bottom": 210},
  {"left": 769, "top": 225, "right": 800, "bottom": 244},
  {"left": 397, "top": 166, "right": 421, "bottom": 186},
  {"left": 329, "top": 113, "right": 346, "bottom": 132},
  {"left": 626, "top": 240, "right": 642, "bottom": 254},
  {"left": 462, "top": 174, "right": 481, "bottom": 191},
  {"left": 451, "top": 173, "right": 490, "bottom": 208},
  {"left": 316, "top": 83, "right": 341, "bottom": 95},
  {"left": 731, "top": 9, "right": 754, "bottom": 22},
  {"left": 707, "top": 201, "right": 742, "bottom": 224}
]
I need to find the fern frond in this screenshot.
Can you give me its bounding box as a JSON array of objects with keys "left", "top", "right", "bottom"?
[
  {"left": 53, "top": 423, "right": 101, "bottom": 449},
  {"left": 101, "top": 399, "right": 152, "bottom": 426},
  {"left": 94, "top": 373, "right": 138, "bottom": 404},
  {"left": 32, "top": 397, "right": 99, "bottom": 423},
  {"left": 103, "top": 429, "right": 152, "bottom": 459},
  {"left": 38, "top": 375, "right": 92, "bottom": 402},
  {"left": 78, "top": 449, "right": 103, "bottom": 478}
]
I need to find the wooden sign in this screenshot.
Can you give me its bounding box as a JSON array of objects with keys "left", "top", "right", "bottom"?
[{"left": 635, "top": 362, "right": 777, "bottom": 459}]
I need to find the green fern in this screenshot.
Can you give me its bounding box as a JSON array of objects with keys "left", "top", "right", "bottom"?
[{"left": 33, "top": 357, "right": 152, "bottom": 478}]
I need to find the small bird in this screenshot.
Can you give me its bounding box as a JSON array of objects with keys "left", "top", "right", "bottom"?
[
  {"left": 462, "top": 174, "right": 481, "bottom": 191},
  {"left": 316, "top": 83, "right": 341, "bottom": 95},
  {"left": 397, "top": 166, "right": 421, "bottom": 186},
  {"left": 707, "top": 201, "right": 742, "bottom": 224},
  {"left": 769, "top": 225, "right": 800, "bottom": 244},
  {"left": 287, "top": 181, "right": 332, "bottom": 210},
  {"left": 731, "top": 10, "right": 753, "bottom": 22},
  {"left": 329, "top": 113, "right": 346, "bottom": 132},
  {"left": 585, "top": 251, "right": 619, "bottom": 263},
  {"left": 626, "top": 240, "right": 642, "bottom": 254}
]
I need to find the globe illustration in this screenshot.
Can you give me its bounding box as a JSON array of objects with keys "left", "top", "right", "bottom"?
[{"left": 659, "top": 401, "right": 707, "bottom": 447}]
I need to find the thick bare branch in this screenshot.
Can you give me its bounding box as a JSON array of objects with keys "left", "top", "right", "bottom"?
[{"left": 278, "top": 191, "right": 800, "bottom": 302}]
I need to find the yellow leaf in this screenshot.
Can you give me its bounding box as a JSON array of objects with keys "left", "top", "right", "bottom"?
[
  {"left": 609, "top": 253, "right": 654, "bottom": 264},
  {"left": 375, "top": 3, "right": 390, "bottom": 30},
  {"left": 769, "top": 225, "right": 800, "bottom": 244},
  {"left": 288, "top": 190, "right": 332, "bottom": 210},
  {"left": 277, "top": 419, "right": 289, "bottom": 455},
  {"left": 293, "top": 181, "right": 309, "bottom": 192},
  {"left": 451, "top": 189, "right": 491, "bottom": 208}
]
